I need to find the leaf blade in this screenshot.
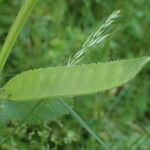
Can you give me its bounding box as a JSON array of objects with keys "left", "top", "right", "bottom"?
[
  {"left": 0, "top": 98, "right": 73, "bottom": 124},
  {"left": 1, "top": 57, "right": 150, "bottom": 101}
]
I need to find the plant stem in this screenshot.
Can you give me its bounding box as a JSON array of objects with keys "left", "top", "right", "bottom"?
[
  {"left": 0, "top": 0, "right": 38, "bottom": 70},
  {"left": 60, "top": 100, "right": 109, "bottom": 150}
]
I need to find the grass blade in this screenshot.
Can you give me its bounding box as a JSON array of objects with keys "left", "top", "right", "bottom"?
[{"left": 60, "top": 100, "right": 109, "bottom": 150}]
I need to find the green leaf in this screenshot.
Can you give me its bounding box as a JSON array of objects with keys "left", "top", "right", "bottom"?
[
  {"left": 1, "top": 57, "right": 150, "bottom": 101},
  {"left": 60, "top": 100, "right": 109, "bottom": 150},
  {"left": 0, "top": 98, "right": 73, "bottom": 124}
]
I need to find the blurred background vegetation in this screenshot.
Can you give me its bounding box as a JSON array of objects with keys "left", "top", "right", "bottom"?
[{"left": 0, "top": 0, "right": 150, "bottom": 149}]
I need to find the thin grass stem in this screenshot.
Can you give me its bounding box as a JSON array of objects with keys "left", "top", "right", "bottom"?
[{"left": 0, "top": 0, "right": 38, "bottom": 70}]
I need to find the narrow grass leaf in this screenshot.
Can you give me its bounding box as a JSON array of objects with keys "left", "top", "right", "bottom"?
[{"left": 60, "top": 100, "right": 109, "bottom": 150}]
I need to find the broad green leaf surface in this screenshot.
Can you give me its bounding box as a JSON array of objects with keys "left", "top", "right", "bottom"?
[
  {"left": 0, "top": 98, "right": 73, "bottom": 124},
  {"left": 1, "top": 57, "right": 150, "bottom": 101}
]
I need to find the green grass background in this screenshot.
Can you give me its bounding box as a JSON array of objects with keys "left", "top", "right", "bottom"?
[{"left": 0, "top": 0, "right": 150, "bottom": 149}]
